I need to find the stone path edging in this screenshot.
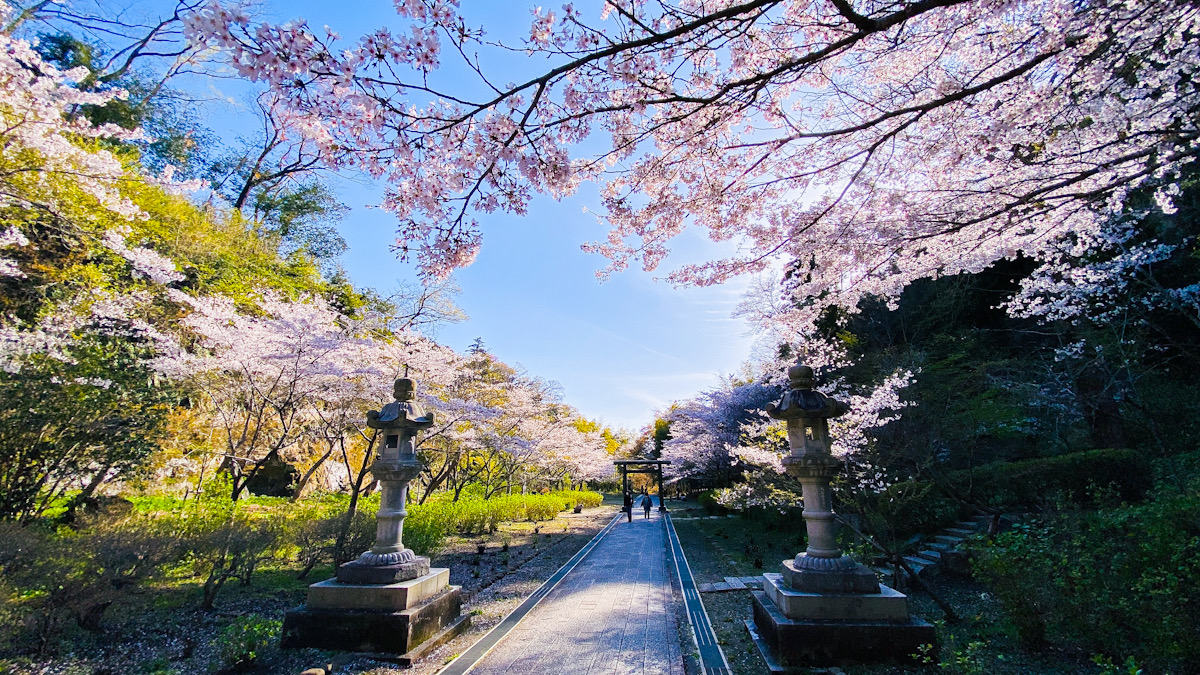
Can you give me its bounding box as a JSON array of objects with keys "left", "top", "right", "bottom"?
[
  {"left": 696, "top": 576, "right": 764, "bottom": 593},
  {"left": 663, "top": 512, "right": 731, "bottom": 675},
  {"left": 436, "top": 512, "right": 623, "bottom": 675}
]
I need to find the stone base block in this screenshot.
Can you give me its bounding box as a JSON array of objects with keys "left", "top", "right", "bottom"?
[
  {"left": 763, "top": 573, "right": 909, "bottom": 621},
  {"left": 782, "top": 556, "right": 880, "bottom": 594},
  {"left": 281, "top": 585, "right": 462, "bottom": 654},
  {"left": 307, "top": 568, "right": 450, "bottom": 611},
  {"left": 336, "top": 556, "right": 430, "bottom": 585},
  {"left": 751, "top": 590, "right": 935, "bottom": 667}
]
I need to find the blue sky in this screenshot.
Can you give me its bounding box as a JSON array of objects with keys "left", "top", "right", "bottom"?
[{"left": 191, "top": 0, "right": 760, "bottom": 431}]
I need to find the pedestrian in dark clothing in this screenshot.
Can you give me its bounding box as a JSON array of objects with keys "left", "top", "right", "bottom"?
[
  {"left": 641, "top": 493, "right": 653, "bottom": 519},
  {"left": 623, "top": 491, "right": 633, "bottom": 522}
]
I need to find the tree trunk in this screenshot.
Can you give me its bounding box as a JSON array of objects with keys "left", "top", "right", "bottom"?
[
  {"left": 332, "top": 437, "right": 374, "bottom": 565},
  {"left": 292, "top": 444, "right": 336, "bottom": 499},
  {"left": 1076, "top": 360, "right": 1128, "bottom": 448}
]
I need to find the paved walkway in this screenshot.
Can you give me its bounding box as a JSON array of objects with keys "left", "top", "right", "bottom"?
[{"left": 465, "top": 502, "right": 684, "bottom": 675}]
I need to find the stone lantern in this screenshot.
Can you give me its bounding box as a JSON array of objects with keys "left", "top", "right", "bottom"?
[
  {"left": 770, "top": 364, "right": 878, "bottom": 594},
  {"left": 282, "top": 378, "right": 468, "bottom": 655},
  {"left": 749, "top": 364, "right": 934, "bottom": 667},
  {"left": 338, "top": 377, "right": 434, "bottom": 584}
]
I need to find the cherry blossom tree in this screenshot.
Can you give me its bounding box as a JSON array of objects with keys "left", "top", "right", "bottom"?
[
  {"left": 660, "top": 353, "right": 911, "bottom": 505},
  {"left": 661, "top": 376, "right": 781, "bottom": 484},
  {"left": 411, "top": 350, "right": 612, "bottom": 500},
  {"left": 0, "top": 8, "right": 206, "bottom": 518},
  {"left": 0, "top": 291, "right": 178, "bottom": 520},
  {"left": 0, "top": 2, "right": 143, "bottom": 223},
  {"left": 157, "top": 291, "right": 390, "bottom": 500},
  {"left": 183, "top": 0, "right": 1199, "bottom": 320}
]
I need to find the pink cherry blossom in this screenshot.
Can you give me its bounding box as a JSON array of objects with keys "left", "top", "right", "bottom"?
[{"left": 183, "top": 0, "right": 1199, "bottom": 335}]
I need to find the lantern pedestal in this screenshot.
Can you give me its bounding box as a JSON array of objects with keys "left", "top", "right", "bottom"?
[
  {"left": 781, "top": 556, "right": 887, "bottom": 596},
  {"left": 751, "top": 588, "right": 934, "bottom": 667},
  {"left": 752, "top": 569, "right": 934, "bottom": 667},
  {"left": 281, "top": 568, "right": 467, "bottom": 654}
]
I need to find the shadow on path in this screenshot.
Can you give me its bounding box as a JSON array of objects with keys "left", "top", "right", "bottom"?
[{"left": 445, "top": 499, "right": 685, "bottom": 675}]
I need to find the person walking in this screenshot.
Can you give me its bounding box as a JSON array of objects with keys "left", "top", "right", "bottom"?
[
  {"left": 623, "top": 491, "right": 633, "bottom": 523},
  {"left": 641, "top": 492, "right": 653, "bottom": 519}
]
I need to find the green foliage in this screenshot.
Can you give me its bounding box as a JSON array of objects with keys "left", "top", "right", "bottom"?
[
  {"left": 651, "top": 418, "right": 672, "bottom": 457},
  {"left": 417, "top": 490, "right": 601, "bottom": 535},
  {"left": 950, "top": 448, "right": 1152, "bottom": 509},
  {"left": 915, "top": 627, "right": 990, "bottom": 675},
  {"left": 967, "top": 522, "right": 1058, "bottom": 649},
  {"left": 0, "top": 142, "right": 366, "bottom": 522},
  {"left": 214, "top": 613, "right": 280, "bottom": 670},
  {"left": 0, "top": 334, "right": 177, "bottom": 520},
  {"left": 860, "top": 448, "right": 1152, "bottom": 542},
  {"left": 969, "top": 491, "right": 1200, "bottom": 671},
  {"left": 854, "top": 478, "right": 964, "bottom": 543},
  {"left": 400, "top": 502, "right": 447, "bottom": 556},
  {"left": 0, "top": 513, "right": 183, "bottom": 653},
  {"left": 697, "top": 489, "right": 727, "bottom": 516},
  {"left": 139, "top": 480, "right": 287, "bottom": 610},
  {"left": 1092, "top": 654, "right": 1144, "bottom": 675}
]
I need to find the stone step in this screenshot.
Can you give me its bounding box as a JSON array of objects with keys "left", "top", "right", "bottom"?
[
  {"left": 956, "top": 521, "right": 983, "bottom": 532},
  {"left": 926, "top": 542, "right": 954, "bottom": 552},
  {"left": 973, "top": 514, "right": 999, "bottom": 530},
  {"left": 933, "top": 534, "right": 965, "bottom": 546},
  {"left": 723, "top": 576, "right": 747, "bottom": 590},
  {"left": 944, "top": 527, "right": 976, "bottom": 538},
  {"left": 902, "top": 556, "right": 935, "bottom": 575},
  {"left": 915, "top": 550, "right": 941, "bottom": 563}
]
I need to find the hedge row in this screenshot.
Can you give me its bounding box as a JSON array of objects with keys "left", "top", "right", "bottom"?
[
  {"left": 418, "top": 490, "right": 603, "bottom": 535},
  {"left": 969, "top": 489, "right": 1200, "bottom": 671}
]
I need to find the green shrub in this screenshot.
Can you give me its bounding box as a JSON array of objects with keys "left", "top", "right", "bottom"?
[
  {"left": 549, "top": 490, "right": 602, "bottom": 509},
  {"left": 417, "top": 490, "right": 602, "bottom": 536},
  {"left": 215, "top": 613, "right": 280, "bottom": 670},
  {"left": 952, "top": 448, "right": 1152, "bottom": 509},
  {"left": 523, "top": 495, "right": 562, "bottom": 522},
  {"left": 164, "top": 494, "right": 284, "bottom": 609},
  {"left": 697, "top": 489, "right": 726, "bottom": 516},
  {"left": 969, "top": 491, "right": 1200, "bottom": 671},
  {"left": 860, "top": 479, "right": 965, "bottom": 541},
  {"left": 400, "top": 504, "right": 446, "bottom": 555},
  {"left": 966, "top": 522, "right": 1057, "bottom": 649},
  {"left": 280, "top": 498, "right": 343, "bottom": 578},
  {"left": 0, "top": 514, "right": 183, "bottom": 653}
]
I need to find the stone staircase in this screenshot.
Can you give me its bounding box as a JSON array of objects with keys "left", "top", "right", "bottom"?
[
  {"left": 693, "top": 514, "right": 999, "bottom": 593},
  {"left": 877, "top": 515, "right": 990, "bottom": 588}
]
